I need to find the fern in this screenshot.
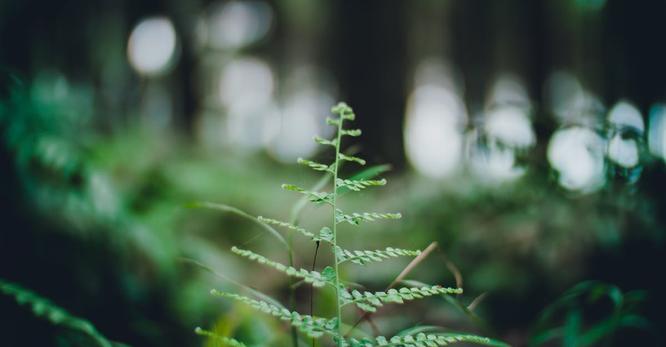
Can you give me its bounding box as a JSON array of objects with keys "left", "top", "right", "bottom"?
[
  {"left": 195, "top": 102, "right": 508, "bottom": 347},
  {"left": 0, "top": 278, "right": 122, "bottom": 347}
]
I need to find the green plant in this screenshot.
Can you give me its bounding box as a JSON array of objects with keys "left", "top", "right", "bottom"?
[
  {"left": 529, "top": 281, "right": 651, "bottom": 347},
  {"left": 0, "top": 278, "right": 125, "bottom": 347},
  {"left": 194, "top": 102, "right": 508, "bottom": 346}
]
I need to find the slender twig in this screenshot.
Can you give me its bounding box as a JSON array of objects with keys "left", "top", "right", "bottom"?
[{"left": 310, "top": 241, "right": 321, "bottom": 347}]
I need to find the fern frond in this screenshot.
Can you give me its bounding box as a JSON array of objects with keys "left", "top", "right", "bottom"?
[
  {"left": 338, "top": 153, "right": 366, "bottom": 165},
  {"left": 336, "top": 210, "right": 402, "bottom": 225},
  {"left": 297, "top": 158, "right": 333, "bottom": 172},
  {"left": 282, "top": 184, "right": 333, "bottom": 205},
  {"left": 335, "top": 247, "right": 421, "bottom": 265},
  {"left": 0, "top": 279, "right": 117, "bottom": 347},
  {"left": 231, "top": 247, "right": 328, "bottom": 287},
  {"left": 340, "top": 285, "right": 463, "bottom": 312},
  {"left": 194, "top": 327, "right": 247, "bottom": 347},
  {"left": 257, "top": 216, "right": 317, "bottom": 240},
  {"left": 336, "top": 178, "right": 387, "bottom": 192},
  {"left": 210, "top": 290, "right": 338, "bottom": 339},
  {"left": 342, "top": 333, "right": 509, "bottom": 347}
]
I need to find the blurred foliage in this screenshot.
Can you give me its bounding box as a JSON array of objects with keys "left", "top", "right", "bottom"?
[
  {"left": 0, "top": 278, "right": 127, "bottom": 347},
  {"left": 0, "top": 74, "right": 663, "bottom": 346},
  {"left": 530, "top": 281, "right": 652, "bottom": 347}
]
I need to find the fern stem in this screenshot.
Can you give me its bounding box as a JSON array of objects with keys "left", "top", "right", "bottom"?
[
  {"left": 332, "top": 112, "right": 345, "bottom": 346},
  {"left": 310, "top": 240, "right": 321, "bottom": 347}
]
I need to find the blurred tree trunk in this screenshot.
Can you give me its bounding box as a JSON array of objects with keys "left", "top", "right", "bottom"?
[{"left": 330, "top": 0, "right": 408, "bottom": 168}]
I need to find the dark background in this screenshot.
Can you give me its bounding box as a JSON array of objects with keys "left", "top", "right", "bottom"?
[{"left": 1, "top": 0, "right": 665, "bottom": 346}]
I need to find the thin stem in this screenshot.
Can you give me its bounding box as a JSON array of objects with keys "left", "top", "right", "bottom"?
[
  {"left": 309, "top": 241, "right": 321, "bottom": 347},
  {"left": 288, "top": 250, "right": 299, "bottom": 347},
  {"left": 332, "top": 116, "right": 345, "bottom": 346}
]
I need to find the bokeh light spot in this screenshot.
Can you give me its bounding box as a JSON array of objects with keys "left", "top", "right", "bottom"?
[{"left": 127, "top": 17, "right": 178, "bottom": 76}]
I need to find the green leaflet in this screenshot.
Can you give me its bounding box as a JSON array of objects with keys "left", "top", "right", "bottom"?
[
  {"left": 319, "top": 227, "right": 334, "bottom": 243},
  {"left": 338, "top": 153, "right": 366, "bottom": 165},
  {"left": 194, "top": 327, "right": 247, "bottom": 347},
  {"left": 326, "top": 117, "right": 342, "bottom": 126},
  {"left": 257, "top": 216, "right": 335, "bottom": 244},
  {"left": 281, "top": 183, "right": 333, "bottom": 205},
  {"left": 0, "top": 279, "right": 120, "bottom": 347},
  {"left": 340, "top": 129, "right": 362, "bottom": 137},
  {"left": 231, "top": 247, "right": 329, "bottom": 287},
  {"left": 331, "top": 102, "right": 353, "bottom": 115},
  {"left": 257, "top": 216, "right": 317, "bottom": 240},
  {"left": 336, "top": 210, "right": 402, "bottom": 225},
  {"left": 336, "top": 247, "right": 422, "bottom": 265},
  {"left": 342, "top": 332, "right": 510, "bottom": 347},
  {"left": 297, "top": 157, "right": 332, "bottom": 172},
  {"left": 340, "top": 285, "right": 463, "bottom": 313},
  {"left": 314, "top": 136, "right": 338, "bottom": 147},
  {"left": 209, "top": 291, "right": 338, "bottom": 339},
  {"left": 336, "top": 178, "right": 387, "bottom": 191}
]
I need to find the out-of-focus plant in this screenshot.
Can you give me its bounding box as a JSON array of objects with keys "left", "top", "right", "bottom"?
[
  {"left": 0, "top": 278, "right": 126, "bottom": 347},
  {"left": 193, "top": 102, "right": 508, "bottom": 346},
  {"left": 529, "top": 281, "right": 651, "bottom": 347},
  {"left": 0, "top": 74, "right": 121, "bottom": 231}
]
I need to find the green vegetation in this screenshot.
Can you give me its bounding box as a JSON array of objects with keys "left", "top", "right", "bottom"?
[
  {"left": 530, "top": 281, "right": 650, "bottom": 347},
  {"left": 0, "top": 278, "right": 125, "bottom": 347},
  {"left": 193, "top": 103, "right": 508, "bottom": 347}
]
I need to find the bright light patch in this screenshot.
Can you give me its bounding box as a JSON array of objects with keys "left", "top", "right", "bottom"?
[
  {"left": 404, "top": 60, "right": 466, "bottom": 178},
  {"left": 206, "top": 1, "right": 272, "bottom": 49},
  {"left": 608, "top": 101, "right": 644, "bottom": 133},
  {"left": 127, "top": 17, "right": 178, "bottom": 76},
  {"left": 548, "top": 127, "right": 606, "bottom": 192},
  {"left": 606, "top": 101, "right": 643, "bottom": 168},
  {"left": 217, "top": 57, "right": 275, "bottom": 150},
  {"left": 607, "top": 135, "right": 639, "bottom": 168},
  {"left": 404, "top": 84, "right": 466, "bottom": 178},
  {"left": 226, "top": 102, "right": 278, "bottom": 151},
  {"left": 219, "top": 57, "right": 274, "bottom": 111},
  {"left": 485, "top": 106, "right": 535, "bottom": 149}
]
